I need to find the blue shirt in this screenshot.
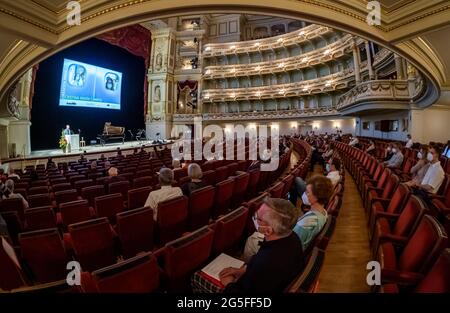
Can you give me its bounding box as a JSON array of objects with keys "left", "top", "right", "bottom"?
[{"left": 293, "top": 210, "right": 328, "bottom": 250}]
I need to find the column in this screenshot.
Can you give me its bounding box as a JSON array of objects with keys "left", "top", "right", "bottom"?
[
  {"left": 394, "top": 54, "right": 405, "bottom": 79},
  {"left": 352, "top": 42, "right": 361, "bottom": 84},
  {"left": 365, "top": 41, "right": 374, "bottom": 80}
]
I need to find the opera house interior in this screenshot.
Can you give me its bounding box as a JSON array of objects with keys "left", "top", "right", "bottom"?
[{"left": 1, "top": 0, "right": 450, "bottom": 300}]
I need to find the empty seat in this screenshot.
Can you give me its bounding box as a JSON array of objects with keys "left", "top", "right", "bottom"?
[
  {"left": 19, "top": 228, "right": 68, "bottom": 283},
  {"left": 1, "top": 211, "right": 23, "bottom": 245},
  {"left": 58, "top": 200, "right": 94, "bottom": 229},
  {"left": 108, "top": 181, "right": 130, "bottom": 200},
  {"left": 54, "top": 189, "right": 79, "bottom": 207},
  {"left": 24, "top": 206, "right": 56, "bottom": 231},
  {"left": 52, "top": 183, "right": 72, "bottom": 193},
  {"left": 133, "top": 176, "right": 153, "bottom": 189},
  {"left": 187, "top": 186, "right": 215, "bottom": 231},
  {"left": 267, "top": 181, "right": 285, "bottom": 198},
  {"left": 66, "top": 217, "right": 116, "bottom": 272},
  {"left": 202, "top": 170, "right": 216, "bottom": 186},
  {"left": 135, "top": 169, "right": 153, "bottom": 179},
  {"left": 74, "top": 179, "right": 95, "bottom": 194},
  {"left": 116, "top": 207, "right": 154, "bottom": 259},
  {"left": 156, "top": 195, "right": 188, "bottom": 245},
  {"left": 365, "top": 174, "right": 399, "bottom": 212},
  {"left": 81, "top": 185, "right": 105, "bottom": 207},
  {"left": 80, "top": 252, "right": 160, "bottom": 293},
  {"left": 0, "top": 197, "right": 25, "bottom": 219},
  {"left": 246, "top": 169, "right": 261, "bottom": 200},
  {"left": 212, "top": 178, "right": 235, "bottom": 219},
  {"left": 231, "top": 172, "right": 250, "bottom": 209},
  {"left": 211, "top": 206, "right": 249, "bottom": 256},
  {"left": 227, "top": 163, "right": 238, "bottom": 177},
  {"left": 173, "top": 168, "right": 188, "bottom": 181},
  {"left": 31, "top": 180, "right": 48, "bottom": 188},
  {"left": 215, "top": 166, "right": 229, "bottom": 183},
  {"left": 28, "top": 186, "right": 49, "bottom": 196},
  {"left": 95, "top": 193, "right": 123, "bottom": 224},
  {"left": 378, "top": 215, "right": 448, "bottom": 287},
  {"left": 0, "top": 236, "right": 28, "bottom": 290},
  {"left": 161, "top": 226, "right": 214, "bottom": 292},
  {"left": 127, "top": 187, "right": 151, "bottom": 211},
  {"left": 28, "top": 194, "right": 51, "bottom": 209}
]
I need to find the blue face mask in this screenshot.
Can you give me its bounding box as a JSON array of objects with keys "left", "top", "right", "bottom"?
[{"left": 326, "top": 164, "right": 331, "bottom": 172}]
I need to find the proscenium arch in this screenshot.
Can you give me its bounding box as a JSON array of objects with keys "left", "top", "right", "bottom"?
[{"left": 0, "top": 0, "right": 442, "bottom": 105}]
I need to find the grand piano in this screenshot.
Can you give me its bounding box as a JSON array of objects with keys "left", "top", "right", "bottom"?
[{"left": 97, "top": 122, "right": 125, "bottom": 146}]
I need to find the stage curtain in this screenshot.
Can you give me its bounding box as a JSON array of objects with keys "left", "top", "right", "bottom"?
[
  {"left": 29, "top": 64, "right": 39, "bottom": 118},
  {"left": 177, "top": 80, "right": 198, "bottom": 110},
  {"left": 97, "top": 25, "right": 151, "bottom": 119}
]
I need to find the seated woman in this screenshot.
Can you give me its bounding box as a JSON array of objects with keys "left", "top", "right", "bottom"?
[
  {"left": 181, "top": 163, "right": 205, "bottom": 196},
  {"left": 366, "top": 140, "right": 376, "bottom": 155},
  {"left": 405, "top": 145, "right": 430, "bottom": 187},
  {"left": 2, "top": 179, "right": 29, "bottom": 209}
]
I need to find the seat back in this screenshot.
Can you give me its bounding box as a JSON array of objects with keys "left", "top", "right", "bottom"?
[
  {"left": 399, "top": 215, "right": 448, "bottom": 273},
  {"left": 215, "top": 166, "right": 229, "bottom": 183},
  {"left": 173, "top": 168, "right": 188, "bottom": 181},
  {"left": 116, "top": 207, "right": 154, "bottom": 259},
  {"left": 380, "top": 174, "right": 400, "bottom": 200},
  {"left": 28, "top": 194, "right": 51, "bottom": 209},
  {"left": 232, "top": 172, "right": 250, "bottom": 208},
  {"left": 212, "top": 207, "right": 249, "bottom": 255},
  {"left": 28, "top": 186, "right": 49, "bottom": 196},
  {"left": 376, "top": 168, "right": 391, "bottom": 189},
  {"left": 315, "top": 216, "right": 337, "bottom": 250},
  {"left": 0, "top": 236, "right": 27, "bottom": 290},
  {"left": 81, "top": 252, "right": 160, "bottom": 293},
  {"left": 157, "top": 196, "right": 189, "bottom": 245},
  {"left": 392, "top": 195, "right": 427, "bottom": 237},
  {"left": 163, "top": 226, "right": 214, "bottom": 291},
  {"left": 74, "top": 179, "right": 95, "bottom": 194},
  {"left": 127, "top": 187, "right": 151, "bottom": 210},
  {"left": 246, "top": 169, "right": 261, "bottom": 200},
  {"left": 24, "top": 206, "right": 56, "bottom": 231},
  {"left": 0, "top": 197, "right": 24, "bottom": 218},
  {"left": 202, "top": 170, "right": 216, "bottom": 186},
  {"left": 108, "top": 181, "right": 130, "bottom": 199},
  {"left": 385, "top": 184, "right": 411, "bottom": 214},
  {"left": 285, "top": 247, "right": 325, "bottom": 293},
  {"left": 212, "top": 178, "right": 235, "bottom": 218},
  {"left": 414, "top": 249, "right": 450, "bottom": 292},
  {"left": 188, "top": 186, "right": 215, "bottom": 231},
  {"left": 60, "top": 199, "right": 92, "bottom": 227},
  {"left": 81, "top": 185, "right": 105, "bottom": 207},
  {"left": 68, "top": 217, "right": 116, "bottom": 272},
  {"left": 52, "top": 182, "right": 72, "bottom": 193},
  {"left": 54, "top": 189, "right": 79, "bottom": 206},
  {"left": 132, "top": 176, "right": 153, "bottom": 189},
  {"left": 281, "top": 175, "right": 295, "bottom": 198},
  {"left": 267, "top": 181, "right": 285, "bottom": 198},
  {"left": 95, "top": 193, "right": 123, "bottom": 224},
  {"left": 19, "top": 228, "right": 67, "bottom": 283},
  {"left": 227, "top": 163, "right": 239, "bottom": 177}
]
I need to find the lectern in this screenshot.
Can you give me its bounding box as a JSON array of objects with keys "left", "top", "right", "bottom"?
[{"left": 65, "top": 134, "right": 80, "bottom": 152}]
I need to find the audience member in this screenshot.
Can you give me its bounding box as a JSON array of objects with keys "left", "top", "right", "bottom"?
[
  {"left": 384, "top": 143, "right": 394, "bottom": 161},
  {"left": 172, "top": 159, "right": 181, "bottom": 169},
  {"left": 326, "top": 158, "right": 342, "bottom": 187},
  {"left": 405, "top": 134, "right": 413, "bottom": 148},
  {"left": 2, "top": 179, "right": 29, "bottom": 209},
  {"left": 383, "top": 143, "right": 404, "bottom": 168},
  {"left": 181, "top": 163, "right": 205, "bottom": 196},
  {"left": 405, "top": 145, "right": 430, "bottom": 187},
  {"left": 411, "top": 146, "right": 445, "bottom": 194},
  {"left": 7, "top": 167, "right": 20, "bottom": 180},
  {"left": 366, "top": 140, "right": 376, "bottom": 155},
  {"left": 349, "top": 136, "right": 359, "bottom": 147},
  {"left": 106, "top": 167, "right": 126, "bottom": 184}
]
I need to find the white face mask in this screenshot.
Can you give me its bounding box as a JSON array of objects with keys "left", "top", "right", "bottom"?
[
  {"left": 417, "top": 152, "right": 422, "bottom": 159},
  {"left": 392, "top": 148, "right": 397, "bottom": 153},
  {"left": 427, "top": 152, "right": 434, "bottom": 162},
  {"left": 252, "top": 215, "right": 260, "bottom": 232},
  {"left": 326, "top": 163, "right": 331, "bottom": 172},
  {"left": 302, "top": 192, "right": 311, "bottom": 206}
]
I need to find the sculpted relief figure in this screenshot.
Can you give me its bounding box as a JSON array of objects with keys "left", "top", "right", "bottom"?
[
  {"left": 155, "top": 53, "right": 162, "bottom": 71},
  {"left": 154, "top": 85, "right": 161, "bottom": 102}
]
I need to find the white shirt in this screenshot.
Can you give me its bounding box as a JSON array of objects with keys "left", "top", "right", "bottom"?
[
  {"left": 421, "top": 161, "right": 445, "bottom": 194},
  {"left": 144, "top": 185, "right": 183, "bottom": 220},
  {"left": 406, "top": 139, "right": 413, "bottom": 148},
  {"left": 349, "top": 138, "right": 359, "bottom": 146},
  {"left": 327, "top": 171, "right": 341, "bottom": 187}
]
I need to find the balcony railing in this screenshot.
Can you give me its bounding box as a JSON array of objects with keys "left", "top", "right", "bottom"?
[
  {"left": 202, "top": 25, "right": 333, "bottom": 57},
  {"left": 336, "top": 76, "right": 425, "bottom": 110},
  {"left": 203, "top": 35, "right": 356, "bottom": 79},
  {"left": 172, "top": 107, "right": 339, "bottom": 122}
]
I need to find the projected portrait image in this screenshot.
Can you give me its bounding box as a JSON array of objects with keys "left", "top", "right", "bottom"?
[
  {"left": 104, "top": 73, "right": 120, "bottom": 91},
  {"left": 67, "top": 64, "right": 86, "bottom": 87}
]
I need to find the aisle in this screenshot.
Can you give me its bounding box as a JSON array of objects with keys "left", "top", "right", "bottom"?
[{"left": 317, "top": 169, "right": 372, "bottom": 292}]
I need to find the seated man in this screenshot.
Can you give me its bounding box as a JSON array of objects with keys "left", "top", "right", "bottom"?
[
  {"left": 181, "top": 163, "right": 205, "bottom": 196},
  {"left": 326, "top": 158, "right": 342, "bottom": 187},
  {"left": 192, "top": 198, "right": 303, "bottom": 293},
  {"left": 409, "top": 146, "right": 445, "bottom": 194},
  {"left": 405, "top": 134, "right": 413, "bottom": 148},
  {"left": 2, "top": 179, "right": 29, "bottom": 209},
  {"left": 106, "top": 167, "right": 126, "bottom": 184},
  {"left": 383, "top": 143, "right": 404, "bottom": 169},
  {"left": 349, "top": 136, "right": 359, "bottom": 147},
  {"left": 144, "top": 168, "right": 183, "bottom": 221}
]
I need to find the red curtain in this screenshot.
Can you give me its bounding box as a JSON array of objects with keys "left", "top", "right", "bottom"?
[
  {"left": 177, "top": 80, "right": 198, "bottom": 110},
  {"left": 97, "top": 25, "right": 151, "bottom": 119}
]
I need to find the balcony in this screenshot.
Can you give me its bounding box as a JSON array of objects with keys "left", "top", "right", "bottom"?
[
  {"left": 172, "top": 107, "right": 340, "bottom": 123},
  {"left": 202, "top": 25, "right": 333, "bottom": 57},
  {"left": 336, "top": 76, "right": 425, "bottom": 114},
  {"left": 203, "top": 35, "right": 355, "bottom": 79}
]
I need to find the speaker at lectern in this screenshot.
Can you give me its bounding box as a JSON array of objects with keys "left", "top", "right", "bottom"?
[{"left": 64, "top": 134, "right": 80, "bottom": 152}]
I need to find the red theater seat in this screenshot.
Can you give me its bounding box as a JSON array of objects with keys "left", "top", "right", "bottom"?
[
  {"left": 19, "top": 228, "right": 68, "bottom": 283},
  {"left": 202, "top": 170, "right": 216, "bottom": 186},
  {"left": 161, "top": 226, "right": 214, "bottom": 292},
  {"left": 246, "top": 170, "right": 261, "bottom": 200},
  {"left": 133, "top": 176, "right": 153, "bottom": 189},
  {"left": 28, "top": 186, "right": 49, "bottom": 196},
  {"left": 285, "top": 247, "right": 325, "bottom": 293},
  {"left": 231, "top": 172, "right": 250, "bottom": 209},
  {"left": 116, "top": 207, "right": 154, "bottom": 259},
  {"left": 58, "top": 199, "right": 94, "bottom": 229},
  {"left": 0, "top": 236, "right": 28, "bottom": 290},
  {"left": 365, "top": 174, "right": 399, "bottom": 212},
  {"left": 24, "top": 206, "right": 56, "bottom": 231},
  {"left": 66, "top": 217, "right": 116, "bottom": 272},
  {"left": 95, "top": 193, "right": 123, "bottom": 224},
  {"left": 52, "top": 183, "right": 72, "bottom": 193},
  {"left": 127, "top": 187, "right": 151, "bottom": 211},
  {"left": 28, "top": 194, "right": 52, "bottom": 209},
  {"left": 80, "top": 252, "right": 160, "bottom": 293},
  {"left": 212, "top": 178, "right": 235, "bottom": 219},
  {"left": 156, "top": 196, "right": 188, "bottom": 245},
  {"left": 74, "top": 179, "right": 95, "bottom": 195},
  {"left": 108, "top": 181, "right": 130, "bottom": 200},
  {"left": 211, "top": 206, "right": 248, "bottom": 256},
  {"left": 188, "top": 186, "right": 215, "bottom": 231},
  {"left": 267, "top": 181, "right": 285, "bottom": 198},
  {"left": 81, "top": 185, "right": 105, "bottom": 207},
  {"left": 54, "top": 189, "right": 80, "bottom": 207},
  {"left": 0, "top": 197, "right": 25, "bottom": 219}
]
